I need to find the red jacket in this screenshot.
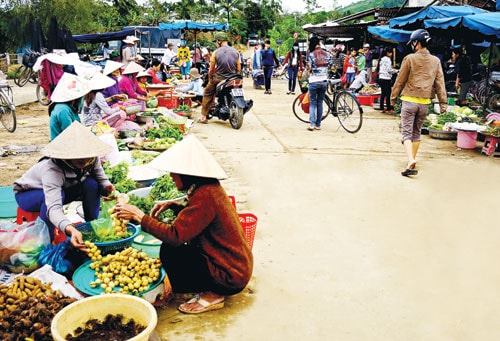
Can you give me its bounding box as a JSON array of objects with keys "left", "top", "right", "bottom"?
[{"left": 283, "top": 50, "right": 303, "bottom": 69}]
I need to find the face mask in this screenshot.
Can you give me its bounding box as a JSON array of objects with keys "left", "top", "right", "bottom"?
[{"left": 293, "top": 46, "right": 298, "bottom": 51}]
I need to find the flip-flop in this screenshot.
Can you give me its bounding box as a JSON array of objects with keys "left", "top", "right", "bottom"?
[
  {"left": 197, "top": 119, "right": 208, "bottom": 124},
  {"left": 178, "top": 294, "right": 225, "bottom": 314},
  {"left": 401, "top": 168, "right": 418, "bottom": 177}
]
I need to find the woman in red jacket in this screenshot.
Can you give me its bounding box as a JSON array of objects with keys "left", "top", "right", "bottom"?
[
  {"left": 283, "top": 42, "right": 304, "bottom": 95},
  {"left": 115, "top": 135, "right": 253, "bottom": 314}
]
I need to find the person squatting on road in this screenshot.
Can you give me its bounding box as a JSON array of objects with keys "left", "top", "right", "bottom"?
[
  {"left": 13, "top": 122, "right": 116, "bottom": 251},
  {"left": 199, "top": 33, "right": 241, "bottom": 124},
  {"left": 391, "top": 29, "right": 447, "bottom": 177},
  {"left": 307, "top": 36, "right": 332, "bottom": 131},
  {"left": 115, "top": 135, "right": 253, "bottom": 314}
]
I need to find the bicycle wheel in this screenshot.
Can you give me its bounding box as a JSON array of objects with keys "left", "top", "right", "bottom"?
[
  {"left": 13, "top": 66, "right": 26, "bottom": 87},
  {"left": 36, "top": 84, "right": 50, "bottom": 106},
  {"left": 0, "top": 90, "right": 17, "bottom": 132},
  {"left": 29, "top": 70, "right": 38, "bottom": 84},
  {"left": 292, "top": 93, "right": 329, "bottom": 123},
  {"left": 17, "top": 66, "right": 32, "bottom": 87},
  {"left": 335, "top": 91, "right": 363, "bottom": 133}
]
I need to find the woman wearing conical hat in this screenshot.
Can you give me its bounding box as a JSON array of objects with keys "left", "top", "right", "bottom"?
[
  {"left": 48, "top": 72, "right": 92, "bottom": 140},
  {"left": 101, "top": 60, "right": 128, "bottom": 107},
  {"left": 115, "top": 135, "right": 253, "bottom": 314},
  {"left": 119, "top": 61, "right": 149, "bottom": 106},
  {"left": 82, "top": 71, "right": 127, "bottom": 129},
  {"left": 13, "top": 122, "right": 116, "bottom": 252}
]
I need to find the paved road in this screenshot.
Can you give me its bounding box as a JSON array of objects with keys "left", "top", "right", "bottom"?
[
  {"left": 153, "top": 78, "right": 500, "bottom": 340},
  {"left": 8, "top": 79, "right": 38, "bottom": 106}
]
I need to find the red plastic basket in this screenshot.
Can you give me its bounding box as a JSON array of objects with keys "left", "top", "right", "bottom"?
[{"left": 238, "top": 213, "right": 257, "bottom": 250}]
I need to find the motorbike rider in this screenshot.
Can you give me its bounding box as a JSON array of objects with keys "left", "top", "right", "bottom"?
[{"left": 198, "top": 32, "right": 241, "bottom": 124}]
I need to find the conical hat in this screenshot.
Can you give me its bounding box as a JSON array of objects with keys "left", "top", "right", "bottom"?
[
  {"left": 89, "top": 72, "right": 115, "bottom": 91},
  {"left": 146, "top": 135, "right": 228, "bottom": 179},
  {"left": 103, "top": 60, "right": 124, "bottom": 75},
  {"left": 136, "top": 70, "right": 152, "bottom": 80},
  {"left": 122, "top": 61, "right": 144, "bottom": 75},
  {"left": 41, "top": 121, "right": 113, "bottom": 159},
  {"left": 50, "top": 73, "right": 91, "bottom": 103}
]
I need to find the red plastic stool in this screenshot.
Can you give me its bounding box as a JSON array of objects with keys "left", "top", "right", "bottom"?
[
  {"left": 481, "top": 135, "right": 500, "bottom": 156},
  {"left": 16, "top": 207, "right": 40, "bottom": 225}
]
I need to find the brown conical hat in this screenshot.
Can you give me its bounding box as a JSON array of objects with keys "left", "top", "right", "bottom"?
[
  {"left": 146, "top": 135, "right": 228, "bottom": 179},
  {"left": 41, "top": 121, "right": 112, "bottom": 159}
]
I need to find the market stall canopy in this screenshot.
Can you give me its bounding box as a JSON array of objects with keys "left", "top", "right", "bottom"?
[
  {"left": 389, "top": 5, "right": 489, "bottom": 29},
  {"left": 367, "top": 25, "right": 412, "bottom": 44},
  {"left": 73, "top": 28, "right": 136, "bottom": 44},
  {"left": 423, "top": 11, "right": 500, "bottom": 42},
  {"left": 158, "top": 21, "right": 229, "bottom": 32}
]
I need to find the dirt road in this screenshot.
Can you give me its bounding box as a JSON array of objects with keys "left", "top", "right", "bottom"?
[{"left": 2, "top": 75, "right": 500, "bottom": 340}]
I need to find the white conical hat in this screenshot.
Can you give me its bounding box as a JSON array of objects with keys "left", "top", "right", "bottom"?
[
  {"left": 41, "top": 121, "right": 112, "bottom": 159},
  {"left": 136, "top": 70, "right": 152, "bottom": 80},
  {"left": 122, "top": 61, "right": 144, "bottom": 75},
  {"left": 89, "top": 72, "right": 115, "bottom": 91},
  {"left": 147, "top": 135, "right": 228, "bottom": 179},
  {"left": 103, "top": 60, "right": 124, "bottom": 75},
  {"left": 50, "top": 73, "right": 91, "bottom": 103}
]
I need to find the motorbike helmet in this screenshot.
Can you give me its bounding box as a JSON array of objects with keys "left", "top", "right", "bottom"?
[{"left": 408, "top": 29, "right": 431, "bottom": 51}]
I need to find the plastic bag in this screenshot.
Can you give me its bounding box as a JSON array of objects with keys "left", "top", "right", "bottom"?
[
  {"left": 341, "top": 72, "right": 347, "bottom": 84},
  {"left": 0, "top": 218, "right": 50, "bottom": 273},
  {"left": 38, "top": 240, "right": 88, "bottom": 278}
]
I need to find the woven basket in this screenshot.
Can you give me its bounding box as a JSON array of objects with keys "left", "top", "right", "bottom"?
[{"left": 238, "top": 213, "right": 257, "bottom": 250}]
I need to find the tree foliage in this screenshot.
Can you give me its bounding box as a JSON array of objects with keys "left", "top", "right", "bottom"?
[{"left": 0, "top": 0, "right": 405, "bottom": 54}]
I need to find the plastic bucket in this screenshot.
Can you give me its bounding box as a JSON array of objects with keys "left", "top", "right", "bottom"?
[
  {"left": 51, "top": 294, "right": 157, "bottom": 341},
  {"left": 457, "top": 130, "right": 477, "bottom": 149}
]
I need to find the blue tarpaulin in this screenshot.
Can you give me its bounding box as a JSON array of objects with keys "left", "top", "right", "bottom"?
[
  {"left": 367, "top": 25, "right": 412, "bottom": 44},
  {"left": 424, "top": 12, "right": 500, "bottom": 41},
  {"left": 73, "top": 28, "right": 135, "bottom": 44},
  {"left": 389, "top": 5, "right": 488, "bottom": 29},
  {"left": 158, "top": 21, "right": 229, "bottom": 32}
]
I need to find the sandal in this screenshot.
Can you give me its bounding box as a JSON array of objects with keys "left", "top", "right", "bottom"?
[
  {"left": 197, "top": 118, "right": 208, "bottom": 124},
  {"left": 401, "top": 168, "right": 418, "bottom": 177},
  {"left": 178, "top": 293, "right": 225, "bottom": 314}
]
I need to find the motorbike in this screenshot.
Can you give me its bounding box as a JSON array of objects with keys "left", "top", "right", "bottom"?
[{"left": 206, "top": 74, "right": 253, "bottom": 129}]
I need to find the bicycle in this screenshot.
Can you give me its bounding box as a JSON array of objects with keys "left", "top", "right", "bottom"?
[
  {"left": 0, "top": 82, "right": 17, "bottom": 132},
  {"left": 14, "top": 50, "right": 40, "bottom": 87},
  {"left": 292, "top": 78, "right": 363, "bottom": 133}
]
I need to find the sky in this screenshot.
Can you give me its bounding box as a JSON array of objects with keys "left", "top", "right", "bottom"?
[{"left": 282, "top": 0, "right": 354, "bottom": 13}]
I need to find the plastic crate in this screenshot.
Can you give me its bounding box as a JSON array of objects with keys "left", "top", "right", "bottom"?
[
  {"left": 238, "top": 213, "right": 257, "bottom": 250},
  {"left": 357, "top": 94, "right": 380, "bottom": 106},
  {"left": 75, "top": 222, "right": 140, "bottom": 254},
  {"left": 158, "top": 96, "right": 178, "bottom": 109}
]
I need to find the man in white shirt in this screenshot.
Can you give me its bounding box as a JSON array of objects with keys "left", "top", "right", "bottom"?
[{"left": 161, "top": 43, "right": 176, "bottom": 69}]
